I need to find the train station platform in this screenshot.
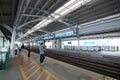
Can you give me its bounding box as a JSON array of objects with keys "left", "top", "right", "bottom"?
[{"left": 0, "top": 51, "right": 108, "bottom": 80}]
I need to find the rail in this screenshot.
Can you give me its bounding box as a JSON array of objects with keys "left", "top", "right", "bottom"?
[{"left": 30, "top": 47, "right": 120, "bottom": 79}]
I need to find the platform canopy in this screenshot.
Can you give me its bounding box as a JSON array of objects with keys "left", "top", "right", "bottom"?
[{"left": 0, "top": 0, "right": 120, "bottom": 41}]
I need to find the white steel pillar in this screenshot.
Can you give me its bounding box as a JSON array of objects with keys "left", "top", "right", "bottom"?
[
  {"left": 10, "top": 28, "right": 16, "bottom": 57},
  {"left": 78, "top": 37, "right": 80, "bottom": 50}
]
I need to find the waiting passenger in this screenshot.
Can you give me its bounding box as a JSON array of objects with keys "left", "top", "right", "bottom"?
[
  {"left": 21, "top": 44, "right": 25, "bottom": 52},
  {"left": 39, "top": 43, "right": 45, "bottom": 64},
  {"left": 15, "top": 44, "right": 18, "bottom": 56},
  {"left": 18, "top": 44, "right": 21, "bottom": 53},
  {"left": 27, "top": 46, "right": 31, "bottom": 57}
]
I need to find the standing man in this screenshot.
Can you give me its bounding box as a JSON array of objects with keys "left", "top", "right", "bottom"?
[
  {"left": 27, "top": 46, "right": 31, "bottom": 57},
  {"left": 21, "top": 44, "right": 25, "bottom": 52},
  {"left": 18, "top": 44, "right": 21, "bottom": 53},
  {"left": 39, "top": 43, "right": 45, "bottom": 64},
  {"left": 15, "top": 44, "right": 18, "bottom": 56}
]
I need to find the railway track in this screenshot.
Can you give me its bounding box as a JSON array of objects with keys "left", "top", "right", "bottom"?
[{"left": 29, "top": 47, "right": 120, "bottom": 79}]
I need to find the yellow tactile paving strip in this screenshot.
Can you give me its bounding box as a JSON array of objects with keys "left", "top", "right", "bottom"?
[{"left": 16, "top": 53, "right": 60, "bottom": 80}]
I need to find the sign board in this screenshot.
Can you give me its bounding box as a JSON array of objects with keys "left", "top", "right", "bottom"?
[{"left": 55, "top": 31, "right": 75, "bottom": 38}]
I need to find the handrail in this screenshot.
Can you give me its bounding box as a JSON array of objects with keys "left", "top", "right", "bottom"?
[{"left": 4, "top": 47, "right": 10, "bottom": 70}]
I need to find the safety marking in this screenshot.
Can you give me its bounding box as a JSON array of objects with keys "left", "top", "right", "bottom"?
[
  {"left": 35, "top": 71, "right": 45, "bottom": 80},
  {"left": 31, "top": 52, "right": 102, "bottom": 80},
  {"left": 28, "top": 68, "right": 39, "bottom": 79},
  {"left": 16, "top": 52, "right": 60, "bottom": 80},
  {"left": 47, "top": 57, "right": 102, "bottom": 80},
  {"left": 24, "top": 54, "right": 60, "bottom": 80},
  {"left": 103, "top": 76, "right": 116, "bottom": 80},
  {"left": 24, "top": 53, "right": 60, "bottom": 80},
  {"left": 22, "top": 62, "right": 29, "bottom": 67},
  {"left": 16, "top": 57, "right": 28, "bottom": 80},
  {"left": 25, "top": 65, "right": 36, "bottom": 73},
  {"left": 22, "top": 61, "right": 32, "bottom": 67},
  {"left": 46, "top": 75, "right": 50, "bottom": 80},
  {"left": 20, "top": 58, "right": 30, "bottom": 66},
  {"left": 24, "top": 63, "right": 33, "bottom": 69}
]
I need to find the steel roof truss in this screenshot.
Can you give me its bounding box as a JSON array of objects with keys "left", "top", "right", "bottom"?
[
  {"left": 23, "top": 0, "right": 41, "bottom": 23},
  {"left": 0, "top": 23, "right": 13, "bottom": 33}
]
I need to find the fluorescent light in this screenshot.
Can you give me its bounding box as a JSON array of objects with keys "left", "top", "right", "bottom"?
[
  {"left": 20, "top": 0, "right": 91, "bottom": 39},
  {"left": 54, "top": 0, "right": 77, "bottom": 13},
  {"left": 54, "top": 0, "right": 91, "bottom": 17}
]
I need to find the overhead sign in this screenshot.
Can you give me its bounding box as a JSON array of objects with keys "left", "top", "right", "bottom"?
[
  {"left": 43, "top": 34, "right": 53, "bottom": 39},
  {"left": 36, "top": 31, "right": 75, "bottom": 40},
  {"left": 36, "top": 37, "right": 43, "bottom": 41},
  {"left": 55, "top": 31, "right": 75, "bottom": 38}
]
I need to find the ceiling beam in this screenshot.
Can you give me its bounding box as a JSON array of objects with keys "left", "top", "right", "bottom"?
[
  {"left": 38, "top": 29, "right": 52, "bottom": 34},
  {"left": 14, "top": 0, "right": 25, "bottom": 27},
  {"left": 25, "top": 7, "right": 53, "bottom": 17},
  {"left": 11, "top": 0, "right": 15, "bottom": 26},
  {"left": 26, "top": 0, "right": 52, "bottom": 28},
  {"left": 17, "top": 18, "right": 46, "bottom": 30},
  {"left": 17, "top": 0, "right": 30, "bottom": 25},
  {"left": 22, "top": 14, "right": 47, "bottom": 18},
  {"left": 29, "top": 33, "right": 38, "bottom": 37},
  {"left": 23, "top": 0, "right": 41, "bottom": 23},
  {"left": 0, "top": 23, "right": 13, "bottom": 33},
  {"left": 0, "top": 0, "right": 6, "bottom": 24}
]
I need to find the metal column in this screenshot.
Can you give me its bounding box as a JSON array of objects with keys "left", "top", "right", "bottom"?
[
  {"left": 77, "top": 37, "right": 80, "bottom": 50},
  {"left": 10, "top": 28, "right": 16, "bottom": 57},
  {"left": 3, "top": 37, "right": 4, "bottom": 47}
]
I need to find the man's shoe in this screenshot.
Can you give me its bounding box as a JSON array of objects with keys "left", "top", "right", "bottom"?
[{"left": 41, "top": 63, "right": 44, "bottom": 65}]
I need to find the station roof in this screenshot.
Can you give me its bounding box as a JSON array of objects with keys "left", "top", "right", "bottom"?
[{"left": 0, "top": 0, "right": 120, "bottom": 41}]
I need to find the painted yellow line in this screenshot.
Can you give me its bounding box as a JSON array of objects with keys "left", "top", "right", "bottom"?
[
  {"left": 28, "top": 68, "right": 39, "bottom": 79},
  {"left": 16, "top": 57, "right": 28, "bottom": 80},
  {"left": 23, "top": 62, "right": 33, "bottom": 68},
  {"left": 20, "top": 53, "right": 27, "bottom": 62},
  {"left": 46, "top": 75, "right": 50, "bottom": 80},
  {"left": 22, "top": 60, "right": 31, "bottom": 64},
  {"left": 19, "top": 57, "right": 29, "bottom": 64},
  {"left": 22, "top": 62, "right": 29, "bottom": 67},
  {"left": 22, "top": 62, "right": 30, "bottom": 66},
  {"left": 36, "top": 71, "right": 45, "bottom": 80},
  {"left": 32, "top": 52, "right": 100, "bottom": 80},
  {"left": 21, "top": 55, "right": 32, "bottom": 64},
  {"left": 25, "top": 65, "right": 36, "bottom": 73},
  {"left": 25, "top": 62, "right": 33, "bottom": 68},
  {"left": 47, "top": 57, "right": 102, "bottom": 80},
  {"left": 22, "top": 53, "right": 60, "bottom": 80},
  {"left": 31, "top": 58, "right": 60, "bottom": 80}
]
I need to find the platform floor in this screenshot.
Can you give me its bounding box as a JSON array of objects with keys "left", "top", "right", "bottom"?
[
  {"left": 0, "top": 51, "right": 107, "bottom": 80},
  {"left": 0, "top": 58, "right": 23, "bottom": 80}
]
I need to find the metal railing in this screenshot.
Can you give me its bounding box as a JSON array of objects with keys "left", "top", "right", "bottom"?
[{"left": 0, "top": 47, "right": 10, "bottom": 70}]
